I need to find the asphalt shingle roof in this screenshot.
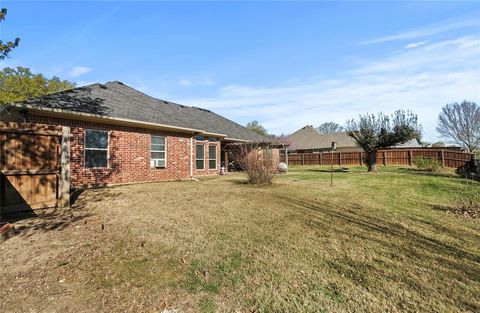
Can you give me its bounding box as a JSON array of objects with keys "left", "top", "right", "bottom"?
[
  {"left": 19, "top": 81, "right": 267, "bottom": 142},
  {"left": 287, "top": 126, "right": 359, "bottom": 151},
  {"left": 287, "top": 126, "right": 422, "bottom": 151}
]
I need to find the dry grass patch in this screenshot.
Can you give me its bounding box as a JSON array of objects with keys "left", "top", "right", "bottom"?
[{"left": 1, "top": 166, "right": 479, "bottom": 312}]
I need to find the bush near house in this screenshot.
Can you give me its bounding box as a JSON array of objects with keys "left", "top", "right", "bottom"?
[{"left": 231, "top": 143, "right": 277, "bottom": 185}]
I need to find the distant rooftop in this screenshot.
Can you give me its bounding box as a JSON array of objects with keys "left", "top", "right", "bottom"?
[{"left": 287, "top": 125, "right": 358, "bottom": 151}]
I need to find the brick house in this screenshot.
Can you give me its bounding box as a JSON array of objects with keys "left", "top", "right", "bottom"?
[{"left": 1, "top": 81, "right": 269, "bottom": 189}]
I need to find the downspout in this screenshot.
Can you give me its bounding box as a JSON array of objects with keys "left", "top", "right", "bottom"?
[{"left": 190, "top": 136, "right": 194, "bottom": 178}]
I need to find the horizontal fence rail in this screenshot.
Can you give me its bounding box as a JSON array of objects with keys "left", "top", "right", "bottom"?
[{"left": 280, "top": 149, "right": 475, "bottom": 170}]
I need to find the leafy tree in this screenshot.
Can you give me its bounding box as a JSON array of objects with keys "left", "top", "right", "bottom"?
[
  {"left": 0, "top": 8, "right": 20, "bottom": 60},
  {"left": 437, "top": 101, "right": 480, "bottom": 152},
  {"left": 0, "top": 67, "right": 76, "bottom": 105},
  {"left": 317, "top": 122, "right": 344, "bottom": 133},
  {"left": 346, "top": 110, "right": 422, "bottom": 172},
  {"left": 246, "top": 120, "right": 268, "bottom": 137}
]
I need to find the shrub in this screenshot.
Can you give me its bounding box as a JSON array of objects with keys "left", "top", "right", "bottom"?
[
  {"left": 231, "top": 143, "right": 277, "bottom": 185},
  {"left": 413, "top": 156, "right": 442, "bottom": 172},
  {"left": 452, "top": 182, "right": 480, "bottom": 218}
]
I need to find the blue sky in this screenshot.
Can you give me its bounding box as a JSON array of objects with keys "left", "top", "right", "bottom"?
[{"left": 2, "top": 1, "right": 480, "bottom": 141}]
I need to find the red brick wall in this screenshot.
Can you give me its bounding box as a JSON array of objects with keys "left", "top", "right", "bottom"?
[{"left": 28, "top": 115, "right": 209, "bottom": 188}]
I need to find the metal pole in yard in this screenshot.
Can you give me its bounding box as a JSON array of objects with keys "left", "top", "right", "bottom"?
[{"left": 331, "top": 142, "right": 336, "bottom": 187}]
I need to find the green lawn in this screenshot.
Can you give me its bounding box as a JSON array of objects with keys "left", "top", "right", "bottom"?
[{"left": 1, "top": 166, "right": 479, "bottom": 312}]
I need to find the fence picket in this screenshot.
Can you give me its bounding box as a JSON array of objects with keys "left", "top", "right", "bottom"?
[{"left": 279, "top": 149, "right": 473, "bottom": 170}]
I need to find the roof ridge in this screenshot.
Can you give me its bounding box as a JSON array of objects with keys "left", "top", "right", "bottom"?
[{"left": 105, "top": 81, "right": 194, "bottom": 110}]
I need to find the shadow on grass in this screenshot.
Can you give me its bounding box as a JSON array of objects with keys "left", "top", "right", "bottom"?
[
  {"left": 396, "top": 167, "right": 460, "bottom": 179},
  {"left": 3, "top": 207, "right": 93, "bottom": 239},
  {"left": 277, "top": 195, "right": 480, "bottom": 311},
  {"left": 306, "top": 167, "right": 352, "bottom": 173},
  {"left": 226, "top": 179, "right": 250, "bottom": 185}
]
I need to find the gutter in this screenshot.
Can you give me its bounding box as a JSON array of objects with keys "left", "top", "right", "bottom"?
[
  {"left": 222, "top": 137, "right": 254, "bottom": 143},
  {"left": 7, "top": 103, "right": 268, "bottom": 145},
  {"left": 9, "top": 103, "right": 229, "bottom": 138}
]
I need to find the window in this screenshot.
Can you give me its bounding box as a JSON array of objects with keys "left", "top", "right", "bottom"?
[
  {"left": 209, "top": 145, "right": 217, "bottom": 169},
  {"left": 196, "top": 144, "right": 205, "bottom": 170},
  {"left": 208, "top": 137, "right": 217, "bottom": 142},
  {"left": 151, "top": 135, "right": 166, "bottom": 168},
  {"left": 195, "top": 135, "right": 205, "bottom": 141},
  {"left": 84, "top": 129, "right": 108, "bottom": 168}
]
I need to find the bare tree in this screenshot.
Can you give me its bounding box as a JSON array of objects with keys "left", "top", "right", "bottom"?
[
  {"left": 230, "top": 143, "right": 277, "bottom": 185},
  {"left": 317, "top": 122, "right": 344, "bottom": 134},
  {"left": 437, "top": 101, "right": 480, "bottom": 152},
  {"left": 346, "top": 110, "right": 422, "bottom": 172}
]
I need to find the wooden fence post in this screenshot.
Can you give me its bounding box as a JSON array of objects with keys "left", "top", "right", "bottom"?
[
  {"left": 360, "top": 152, "right": 364, "bottom": 166},
  {"left": 339, "top": 152, "right": 342, "bottom": 166},
  {"left": 320, "top": 153, "right": 323, "bottom": 166},
  {"left": 441, "top": 150, "right": 445, "bottom": 167},
  {"left": 59, "top": 126, "right": 70, "bottom": 207},
  {"left": 383, "top": 151, "right": 387, "bottom": 166},
  {"left": 301, "top": 154, "right": 305, "bottom": 166},
  {"left": 408, "top": 150, "right": 413, "bottom": 165}
]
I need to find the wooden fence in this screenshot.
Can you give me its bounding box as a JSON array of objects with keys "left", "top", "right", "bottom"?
[
  {"left": 0, "top": 122, "right": 70, "bottom": 215},
  {"left": 280, "top": 149, "right": 475, "bottom": 169}
]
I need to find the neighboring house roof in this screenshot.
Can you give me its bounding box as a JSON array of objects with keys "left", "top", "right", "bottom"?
[
  {"left": 12, "top": 81, "right": 266, "bottom": 142},
  {"left": 288, "top": 126, "right": 424, "bottom": 151},
  {"left": 287, "top": 126, "right": 359, "bottom": 151},
  {"left": 393, "top": 138, "right": 422, "bottom": 148}
]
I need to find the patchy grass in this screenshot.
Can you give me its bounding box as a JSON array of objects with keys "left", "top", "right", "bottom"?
[{"left": 1, "top": 166, "right": 479, "bottom": 312}]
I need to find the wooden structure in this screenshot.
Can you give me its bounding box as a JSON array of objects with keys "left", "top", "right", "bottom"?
[
  {"left": 281, "top": 149, "right": 475, "bottom": 170},
  {"left": 0, "top": 122, "right": 70, "bottom": 215}
]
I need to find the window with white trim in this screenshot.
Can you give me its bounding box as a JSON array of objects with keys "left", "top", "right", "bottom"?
[
  {"left": 151, "top": 135, "right": 166, "bottom": 168},
  {"left": 208, "top": 145, "right": 217, "bottom": 169},
  {"left": 85, "top": 129, "right": 109, "bottom": 168},
  {"left": 196, "top": 144, "right": 205, "bottom": 170}
]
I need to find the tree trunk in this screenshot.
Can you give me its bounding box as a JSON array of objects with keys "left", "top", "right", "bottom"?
[{"left": 366, "top": 150, "right": 377, "bottom": 172}]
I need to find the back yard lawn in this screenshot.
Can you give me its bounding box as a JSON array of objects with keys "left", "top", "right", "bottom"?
[{"left": 1, "top": 166, "right": 479, "bottom": 312}]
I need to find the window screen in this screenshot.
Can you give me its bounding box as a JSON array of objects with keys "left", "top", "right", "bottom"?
[
  {"left": 209, "top": 145, "right": 217, "bottom": 169},
  {"left": 84, "top": 129, "right": 108, "bottom": 168},
  {"left": 196, "top": 144, "right": 205, "bottom": 170},
  {"left": 151, "top": 136, "right": 166, "bottom": 167}
]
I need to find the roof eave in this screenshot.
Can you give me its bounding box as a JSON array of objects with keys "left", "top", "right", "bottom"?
[{"left": 10, "top": 103, "right": 207, "bottom": 135}]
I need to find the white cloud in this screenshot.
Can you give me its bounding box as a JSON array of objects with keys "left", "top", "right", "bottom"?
[
  {"left": 180, "top": 36, "right": 480, "bottom": 141},
  {"left": 405, "top": 41, "right": 428, "bottom": 49},
  {"left": 68, "top": 66, "right": 92, "bottom": 78},
  {"left": 179, "top": 78, "right": 214, "bottom": 87},
  {"left": 179, "top": 78, "right": 193, "bottom": 86},
  {"left": 362, "top": 18, "right": 478, "bottom": 45}
]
